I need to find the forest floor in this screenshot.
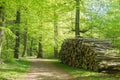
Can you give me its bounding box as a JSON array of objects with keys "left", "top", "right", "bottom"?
[{"left": 23, "top": 58, "right": 74, "bottom": 80}]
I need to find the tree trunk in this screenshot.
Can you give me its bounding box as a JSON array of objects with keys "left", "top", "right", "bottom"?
[
  {"left": 0, "top": 3, "right": 5, "bottom": 55},
  {"left": 22, "top": 28, "right": 28, "bottom": 57},
  {"left": 14, "top": 10, "right": 20, "bottom": 59},
  {"left": 75, "top": 0, "right": 80, "bottom": 37},
  {"left": 53, "top": 7, "right": 58, "bottom": 58},
  {"left": 37, "top": 41, "right": 43, "bottom": 58},
  {"left": 54, "top": 22, "right": 58, "bottom": 58},
  {"left": 29, "top": 38, "right": 33, "bottom": 56}
]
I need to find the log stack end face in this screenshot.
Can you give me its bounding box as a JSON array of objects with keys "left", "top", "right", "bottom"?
[
  {"left": 59, "top": 38, "right": 98, "bottom": 71},
  {"left": 59, "top": 38, "right": 120, "bottom": 72}
]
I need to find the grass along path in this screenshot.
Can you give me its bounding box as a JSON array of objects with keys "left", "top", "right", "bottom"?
[{"left": 0, "top": 59, "right": 31, "bottom": 80}]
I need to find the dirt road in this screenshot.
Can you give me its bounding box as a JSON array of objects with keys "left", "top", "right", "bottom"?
[{"left": 23, "top": 59, "right": 73, "bottom": 80}]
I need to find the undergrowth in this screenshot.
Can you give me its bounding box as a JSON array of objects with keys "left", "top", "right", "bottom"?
[{"left": 0, "top": 59, "right": 31, "bottom": 80}]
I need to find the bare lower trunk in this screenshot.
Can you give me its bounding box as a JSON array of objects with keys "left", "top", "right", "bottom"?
[
  {"left": 14, "top": 31, "right": 20, "bottom": 58},
  {"left": 22, "top": 28, "right": 28, "bottom": 57},
  {"left": 53, "top": 8, "right": 58, "bottom": 58},
  {"left": 0, "top": 3, "right": 5, "bottom": 55},
  {"left": 0, "top": 41, "right": 2, "bottom": 56},
  {"left": 29, "top": 38, "right": 33, "bottom": 56},
  {"left": 0, "top": 30, "right": 4, "bottom": 55},
  {"left": 75, "top": 0, "right": 80, "bottom": 37},
  {"left": 14, "top": 10, "right": 20, "bottom": 59},
  {"left": 37, "top": 42, "right": 43, "bottom": 58}
]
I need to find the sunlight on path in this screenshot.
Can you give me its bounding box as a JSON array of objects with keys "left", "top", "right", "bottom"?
[{"left": 23, "top": 59, "right": 73, "bottom": 80}]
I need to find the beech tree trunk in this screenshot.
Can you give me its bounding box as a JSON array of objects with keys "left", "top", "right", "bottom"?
[
  {"left": 37, "top": 41, "right": 43, "bottom": 58},
  {"left": 22, "top": 28, "right": 28, "bottom": 57},
  {"left": 0, "top": 3, "right": 5, "bottom": 55},
  {"left": 29, "top": 38, "right": 33, "bottom": 56},
  {"left": 53, "top": 7, "right": 58, "bottom": 58},
  {"left": 75, "top": 0, "right": 80, "bottom": 37},
  {"left": 14, "top": 10, "right": 20, "bottom": 59}
]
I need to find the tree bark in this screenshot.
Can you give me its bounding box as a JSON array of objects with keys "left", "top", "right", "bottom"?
[
  {"left": 75, "top": 0, "right": 80, "bottom": 37},
  {"left": 37, "top": 41, "right": 43, "bottom": 58},
  {"left": 53, "top": 7, "right": 58, "bottom": 58},
  {"left": 0, "top": 3, "right": 5, "bottom": 55},
  {"left": 14, "top": 10, "right": 20, "bottom": 59},
  {"left": 29, "top": 38, "right": 33, "bottom": 56},
  {"left": 54, "top": 23, "right": 58, "bottom": 58},
  {"left": 22, "top": 27, "right": 28, "bottom": 57}
]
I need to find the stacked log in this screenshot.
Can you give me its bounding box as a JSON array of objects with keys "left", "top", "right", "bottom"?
[
  {"left": 59, "top": 38, "right": 120, "bottom": 71},
  {"left": 97, "top": 56, "right": 120, "bottom": 72},
  {"left": 59, "top": 38, "right": 98, "bottom": 71}
]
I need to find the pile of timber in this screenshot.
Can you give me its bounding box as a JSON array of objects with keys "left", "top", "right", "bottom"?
[
  {"left": 59, "top": 38, "right": 120, "bottom": 71},
  {"left": 98, "top": 55, "right": 120, "bottom": 72}
]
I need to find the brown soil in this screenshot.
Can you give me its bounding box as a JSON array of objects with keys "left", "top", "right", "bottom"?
[{"left": 23, "top": 58, "right": 74, "bottom": 80}]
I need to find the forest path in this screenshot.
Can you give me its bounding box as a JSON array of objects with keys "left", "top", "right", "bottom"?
[{"left": 23, "top": 58, "right": 74, "bottom": 80}]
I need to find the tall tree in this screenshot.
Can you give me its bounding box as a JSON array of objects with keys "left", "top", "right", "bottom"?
[
  {"left": 37, "top": 37, "right": 43, "bottom": 58},
  {"left": 14, "top": 9, "right": 20, "bottom": 59},
  {"left": 22, "top": 27, "right": 28, "bottom": 57},
  {"left": 29, "top": 38, "right": 33, "bottom": 56},
  {"left": 53, "top": 5, "right": 58, "bottom": 58},
  {"left": 75, "top": 0, "right": 80, "bottom": 37},
  {"left": 0, "top": 2, "right": 5, "bottom": 55}
]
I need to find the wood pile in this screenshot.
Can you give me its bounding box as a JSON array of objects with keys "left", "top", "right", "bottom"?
[
  {"left": 59, "top": 38, "right": 120, "bottom": 71},
  {"left": 98, "top": 55, "right": 120, "bottom": 72}
]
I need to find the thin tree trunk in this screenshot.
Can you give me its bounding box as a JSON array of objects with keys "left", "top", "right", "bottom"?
[
  {"left": 53, "top": 7, "right": 58, "bottom": 58},
  {"left": 37, "top": 41, "right": 43, "bottom": 58},
  {"left": 22, "top": 28, "right": 28, "bottom": 57},
  {"left": 0, "top": 3, "right": 5, "bottom": 55},
  {"left": 75, "top": 0, "right": 80, "bottom": 37},
  {"left": 0, "top": 30, "right": 4, "bottom": 55},
  {"left": 14, "top": 10, "right": 20, "bottom": 59},
  {"left": 29, "top": 38, "right": 33, "bottom": 56}
]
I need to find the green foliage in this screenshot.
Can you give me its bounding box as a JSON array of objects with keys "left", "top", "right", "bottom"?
[
  {"left": 4, "top": 27, "right": 16, "bottom": 39},
  {"left": 43, "top": 48, "right": 54, "bottom": 58},
  {"left": 1, "top": 49, "right": 14, "bottom": 61},
  {"left": 0, "top": 0, "right": 120, "bottom": 59}
]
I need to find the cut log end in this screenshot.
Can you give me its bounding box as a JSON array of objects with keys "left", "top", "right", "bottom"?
[{"left": 59, "top": 38, "right": 120, "bottom": 72}]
